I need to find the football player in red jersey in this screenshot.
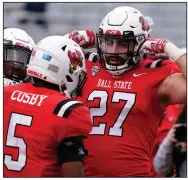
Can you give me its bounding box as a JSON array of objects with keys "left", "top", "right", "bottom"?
[
  {"left": 4, "top": 28, "right": 35, "bottom": 86},
  {"left": 66, "top": 6, "right": 186, "bottom": 177},
  {"left": 3, "top": 36, "right": 92, "bottom": 177}
]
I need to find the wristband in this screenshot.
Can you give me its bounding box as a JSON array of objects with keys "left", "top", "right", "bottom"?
[{"left": 164, "top": 42, "right": 186, "bottom": 61}]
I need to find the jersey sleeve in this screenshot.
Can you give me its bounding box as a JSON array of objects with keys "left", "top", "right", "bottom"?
[
  {"left": 160, "top": 59, "right": 181, "bottom": 75},
  {"left": 66, "top": 102, "right": 92, "bottom": 138},
  {"left": 157, "top": 60, "right": 181, "bottom": 84},
  {"left": 52, "top": 98, "right": 92, "bottom": 165},
  {"left": 143, "top": 58, "right": 182, "bottom": 85},
  {"left": 52, "top": 99, "right": 92, "bottom": 142}
]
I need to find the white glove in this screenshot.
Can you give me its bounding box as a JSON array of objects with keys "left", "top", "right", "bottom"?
[
  {"left": 141, "top": 38, "right": 186, "bottom": 61},
  {"left": 65, "top": 29, "right": 96, "bottom": 49}
]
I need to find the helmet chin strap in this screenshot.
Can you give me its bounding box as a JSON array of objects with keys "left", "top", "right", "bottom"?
[
  {"left": 59, "top": 84, "right": 71, "bottom": 98},
  {"left": 63, "top": 89, "right": 71, "bottom": 98}
]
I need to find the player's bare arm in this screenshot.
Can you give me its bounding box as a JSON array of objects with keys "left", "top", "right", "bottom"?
[
  {"left": 159, "top": 43, "right": 186, "bottom": 107},
  {"left": 141, "top": 39, "right": 186, "bottom": 107},
  {"left": 62, "top": 162, "right": 84, "bottom": 177},
  {"left": 176, "top": 53, "right": 186, "bottom": 78},
  {"left": 158, "top": 72, "right": 186, "bottom": 107}
]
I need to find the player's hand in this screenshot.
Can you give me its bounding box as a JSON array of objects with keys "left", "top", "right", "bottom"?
[
  {"left": 141, "top": 38, "right": 168, "bottom": 54},
  {"left": 140, "top": 38, "right": 186, "bottom": 61},
  {"left": 140, "top": 38, "right": 169, "bottom": 59},
  {"left": 65, "top": 30, "right": 96, "bottom": 49},
  {"left": 167, "top": 123, "right": 182, "bottom": 145}
]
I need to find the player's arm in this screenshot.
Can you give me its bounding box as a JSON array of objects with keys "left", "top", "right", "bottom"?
[
  {"left": 57, "top": 136, "right": 87, "bottom": 177},
  {"left": 53, "top": 99, "right": 92, "bottom": 176},
  {"left": 62, "top": 162, "right": 83, "bottom": 177},
  {"left": 158, "top": 72, "right": 186, "bottom": 107},
  {"left": 158, "top": 43, "right": 186, "bottom": 107},
  {"left": 175, "top": 53, "right": 186, "bottom": 78},
  {"left": 141, "top": 39, "right": 186, "bottom": 107}
]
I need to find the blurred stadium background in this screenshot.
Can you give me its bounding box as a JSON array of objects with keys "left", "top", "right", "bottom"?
[{"left": 4, "top": 2, "right": 186, "bottom": 49}]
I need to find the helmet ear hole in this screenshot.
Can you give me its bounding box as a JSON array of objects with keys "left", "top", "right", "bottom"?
[
  {"left": 66, "top": 75, "right": 73, "bottom": 82},
  {"left": 62, "top": 45, "right": 67, "bottom": 51}
]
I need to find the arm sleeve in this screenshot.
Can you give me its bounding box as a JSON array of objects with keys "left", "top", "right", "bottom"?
[
  {"left": 154, "top": 137, "right": 174, "bottom": 176},
  {"left": 57, "top": 136, "right": 88, "bottom": 165}
]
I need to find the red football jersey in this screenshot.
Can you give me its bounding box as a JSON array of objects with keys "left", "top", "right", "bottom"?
[
  {"left": 150, "top": 104, "right": 184, "bottom": 177},
  {"left": 79, "top": 56, "right": 181, "bottom": 177},
  {"left": 3, "top": 83, "right": 92, "bottom": 177}
]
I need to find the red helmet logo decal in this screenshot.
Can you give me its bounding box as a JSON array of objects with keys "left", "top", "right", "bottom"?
[
  {"left": 139, "top": 16, "right": 150, "bottom": 31},
  {"left": 31, "top": 50, "right": 36, "bottom": 56},
  {"left": 105, "top": 30, "right": 121, "bottom": 35},
  {"left": 68, "top": 49, "right": 83, "bottom": 74}
]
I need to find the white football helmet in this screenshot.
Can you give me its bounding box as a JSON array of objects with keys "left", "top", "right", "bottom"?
[
  {"left": 4, "top": 28, "right": 35, "bottom": 85},
  {"left": 27, "top": 36, "right": 87, "bottom": 98},
  {"left": 181, "top": 48, "right": 186, "bottom": 54},
  {"left": 96, "top": 6, "right": 154, "bottom": 75}
]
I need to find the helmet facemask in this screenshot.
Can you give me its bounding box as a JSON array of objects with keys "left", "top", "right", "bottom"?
[
  {"left": 96, "top": 6, "right": 154, "bottom": 76},
  {"left": 4, "top": 44, "right": 32, "bottom": 82},
  {"left": 97, "top": 31, "right": 144, "bottom": 75}
]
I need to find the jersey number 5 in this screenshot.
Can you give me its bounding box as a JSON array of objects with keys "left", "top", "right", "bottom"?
[
  {"left": 4, "top": 113, "right": 33, "bottom": 171},
  {"left": 88, "top": 90, "right": 136, "bottom": 137}
]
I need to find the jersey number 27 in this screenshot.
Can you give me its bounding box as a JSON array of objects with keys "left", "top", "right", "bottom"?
[{"left": 88, "top": 90, "right": 136, "bottom": 137}]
